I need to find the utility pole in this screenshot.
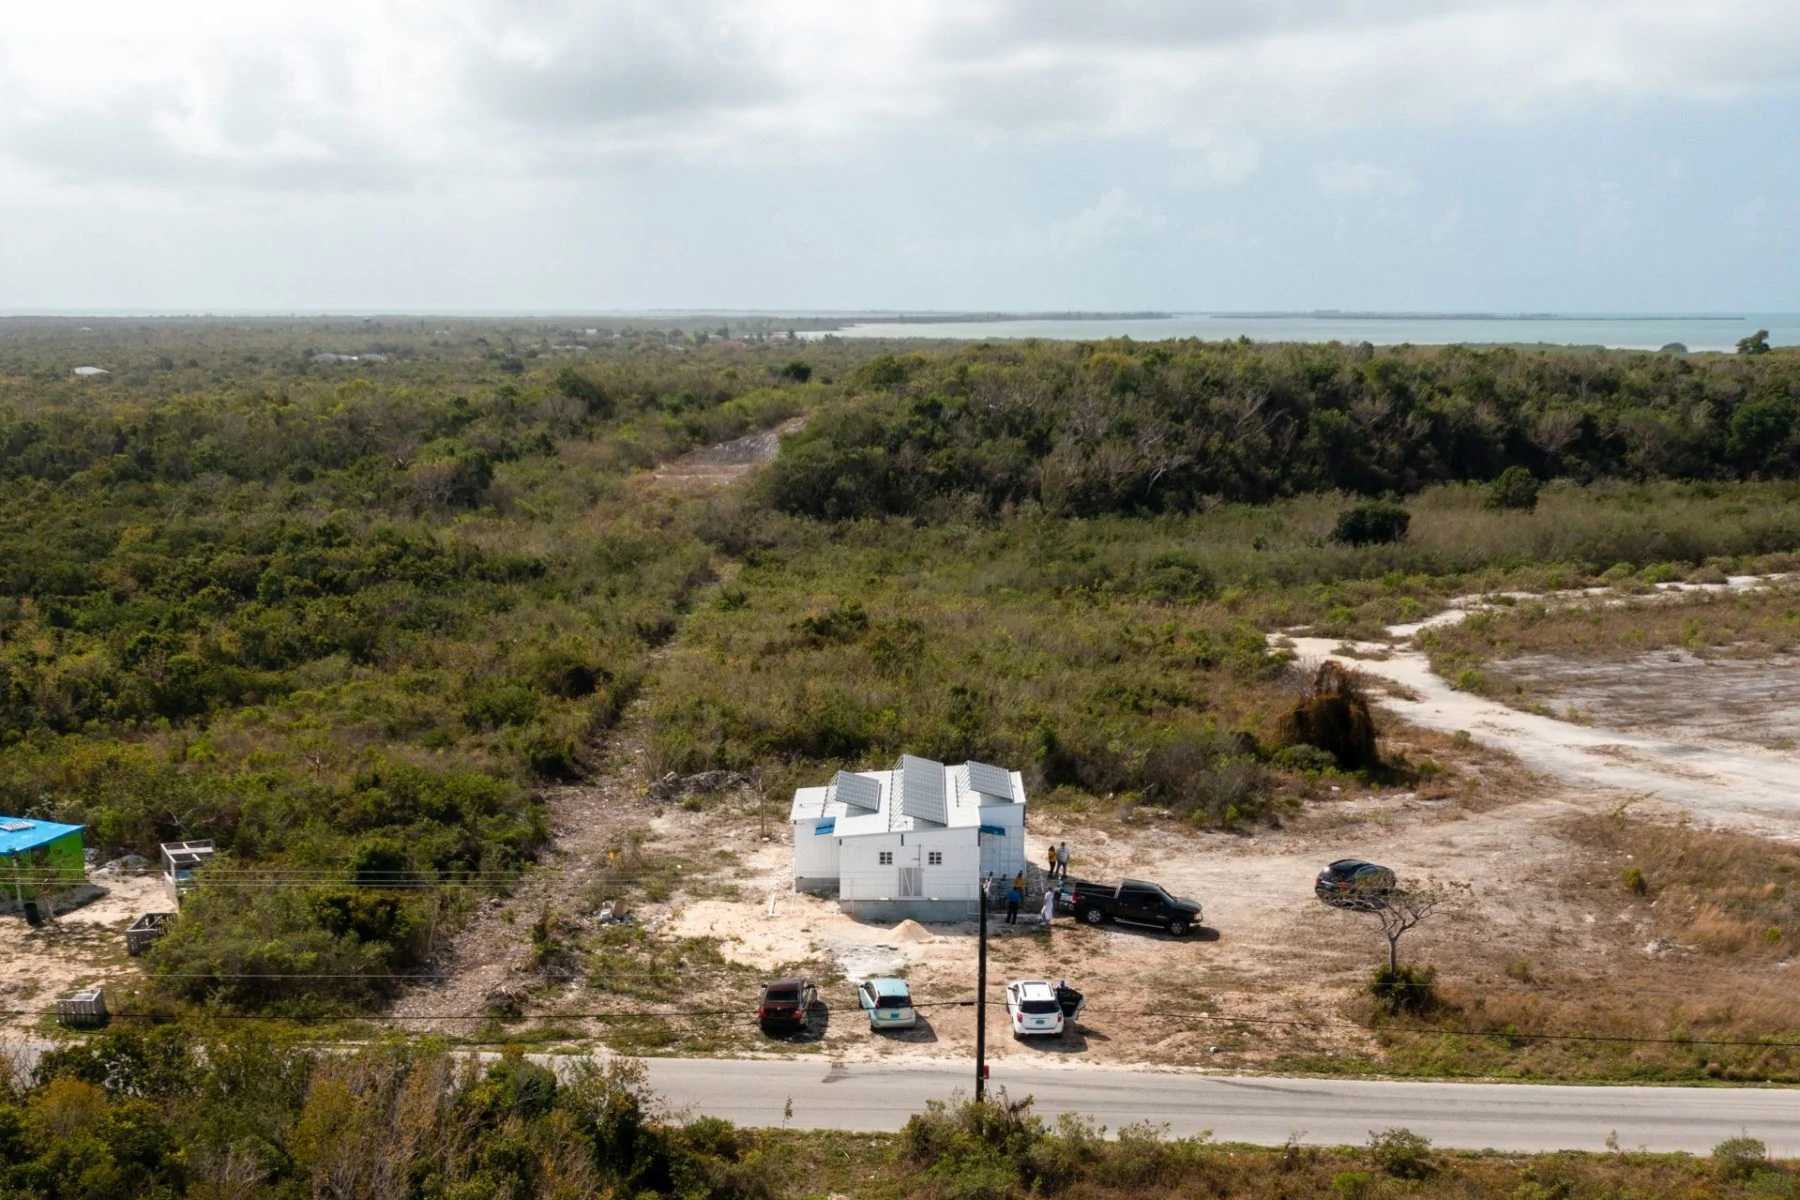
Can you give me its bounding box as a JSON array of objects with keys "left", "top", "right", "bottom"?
[{"left": 975, "top": 874, "right": 989, "bottom": 1101}]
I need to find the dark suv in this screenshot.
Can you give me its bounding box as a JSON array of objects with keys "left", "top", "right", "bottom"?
[
  {"left": 758, "top": 979, "right": 818, "bottom": 1034},
  {"left": 1314, "top": 859, "right": 1396, "bottom": 910}
]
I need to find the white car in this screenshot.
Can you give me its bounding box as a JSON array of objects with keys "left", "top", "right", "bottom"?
[
  {"left": 1004, "top": 979, "right": 1069, "bottom": 1038},
  {"left": 857, "top": 977, "right": 918, "bottom": 1031}
]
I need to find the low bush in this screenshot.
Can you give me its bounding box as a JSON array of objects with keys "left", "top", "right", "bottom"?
[
  {"left": 1368, "top": 1126, "right": 1435, "bottom": 1179},
  {"left": 1332, "top": 502, "right": 1412, "bottom": 547},
  {"left": 1369, "top": 964, "right": 1441, "bottom": 1016}
]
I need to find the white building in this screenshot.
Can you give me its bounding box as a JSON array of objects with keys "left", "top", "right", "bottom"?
[{"left": 790, "top": 754, "right": 1027, "bottom": 921}]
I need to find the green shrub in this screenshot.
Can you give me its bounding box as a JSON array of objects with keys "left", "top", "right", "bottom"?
[
  {"left": 1368, "top": 1126, "right": 1434, "bottom": 1179},
  {"left": 1621, "top": 865, "right": 1648, "bottom": 896},
  {"left": 1369, "top": 965, "right": 1440, "bottom": 1016},
  {"left": 1714, "top": 1135, "right": 1770, "bottom": 1182},
  {"left": 1332, "top": 502, "right": 1411, "bottom": 547},
  {"left": 1486, "top": 465, "right": 1541, "bottom": 512},
  {"left": 1271, "top": 743, "right": 1339, "bottom": 773}
]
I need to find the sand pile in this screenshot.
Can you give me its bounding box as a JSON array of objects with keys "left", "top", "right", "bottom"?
[{"left": 890, "top": 919, "right": 934, "bottom": 943}]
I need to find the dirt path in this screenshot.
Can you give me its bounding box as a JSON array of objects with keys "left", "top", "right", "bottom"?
[
  {"left": 387, "top": 721, "right": 661, "bottom": 1027},
  {"left": 395, "top": 414, "right": 814, "bottom": 1029},
  {"left": 650, "top": 417, "right": 806, "bottom": 491},
  {"left": 1283, "top": 579, "right": 1800, "bottom": 839}
]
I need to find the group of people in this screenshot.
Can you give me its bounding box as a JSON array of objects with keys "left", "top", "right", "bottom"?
[{"left": 997, "top": 841, "right": 1073, "bottom": 926}]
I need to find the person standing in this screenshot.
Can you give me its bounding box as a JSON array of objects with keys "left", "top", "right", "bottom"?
[
  {"left": 1056, "top": 842, "right": 1070, "bottom": 881},
  {"left": 1040, "top": 886, "right": 1056, "bottom": 927},
  {"left": 1045, "top": 844, "right": 1058, "bottom": 878},
  {"left": 1005, "top": 882, "right": 1022, "bottom": 925}
]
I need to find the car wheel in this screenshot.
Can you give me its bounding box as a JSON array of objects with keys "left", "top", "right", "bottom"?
[
  {"left": 1166, "top": 918, "right": 1189, "bottom": 937},
  {"left": 1080, "top": 906, "right": 1107, "bottom": 925}
]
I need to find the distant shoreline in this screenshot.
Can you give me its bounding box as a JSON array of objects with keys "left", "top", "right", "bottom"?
[{"left": 1204, "top": 311, "right": 1748, "bottom": 323}]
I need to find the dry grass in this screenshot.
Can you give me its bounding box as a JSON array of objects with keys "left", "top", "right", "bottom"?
[
  {"left": 1374, "top": 814, "right": 1800, "bottom": 1082},
  {"left": 1421, "top": 582, "right": 1800, "bottom": 698}
]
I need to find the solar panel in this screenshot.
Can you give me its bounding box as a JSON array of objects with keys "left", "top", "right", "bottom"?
[
  {"left": 899, "top": 754, "right": 948, "bottom": 826},
  {"left": 0, "top": 821, "right": 34, "bottom": 832},
  {"left": 965, "top": 761, "right": 1014, "bottom": 802},
  {"left": 832, "top": 772, "right": 882, "bottom": 812}
]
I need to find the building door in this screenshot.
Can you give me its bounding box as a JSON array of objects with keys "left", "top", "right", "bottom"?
[
  {"left": 979, "top": 832, "right": 1001, "bottom": 881},
  {"left": 898, "top": 866, "right": 922, "bottom": 898}
]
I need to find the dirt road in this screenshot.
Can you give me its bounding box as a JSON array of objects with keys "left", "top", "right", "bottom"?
[{"left": 1283, "top": 578, "right": 1800, "bottom": 838}]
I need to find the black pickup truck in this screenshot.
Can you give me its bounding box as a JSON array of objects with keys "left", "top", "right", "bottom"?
[{"left": 1067, "top": 878, "right": 1204, "bottom": 936}]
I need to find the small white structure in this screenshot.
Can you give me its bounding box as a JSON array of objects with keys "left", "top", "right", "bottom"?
[
  {"left": 160, "top": 840, "right": 215, "bottom": 904},
  {"left": 71, "top": 366, "right": 109, "bottom": 377},
  {"left": 790, "top": 755, "right": 1027, "bottom": 921}
]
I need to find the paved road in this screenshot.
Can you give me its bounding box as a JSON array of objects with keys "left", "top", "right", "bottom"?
[{"left": 642, "top": 1058, "right": 1800, "bottom": 1154}]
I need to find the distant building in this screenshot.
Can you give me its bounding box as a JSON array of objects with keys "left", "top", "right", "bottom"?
[
  {"left": 0, "top": 818, "right": 86, "bottom": 911},
  {"left": 71, "top": 366, "right": 108, "bottom": 377},
  {"left": 789, "top": 755, "right": 1027, "bottom": 921}
]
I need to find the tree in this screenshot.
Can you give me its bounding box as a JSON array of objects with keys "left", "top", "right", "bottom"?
[
  {"left": 1331, "top": 501, "right": 1410, "bottom": 546},
  {"left": 1363, "top": 879, "right": 1463, "bottom": 972},
  {"left": 1738, "top": 329, "right": 1772, "bottom": 356},
  {"left": 1484, "top": 465, "right": 1540, "bottom": 511}
]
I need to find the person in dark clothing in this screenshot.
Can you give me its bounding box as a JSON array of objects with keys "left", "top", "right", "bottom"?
[{"left": 1004, "top": 884, "right": 1022, "bottom": 924}]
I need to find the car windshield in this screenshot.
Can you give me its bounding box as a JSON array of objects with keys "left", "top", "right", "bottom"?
[
  {"left": 765, "top": 987, "right": 800, "bottom": 1003},
  {"left": 1020, "top": 999, "right": 1060, "bottom": 1015}
]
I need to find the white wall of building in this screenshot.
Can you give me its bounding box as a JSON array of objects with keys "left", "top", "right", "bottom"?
[
  {"left": 839, "top": 827, "right": 984, "bottom": 902},
  {"left": 976, "top": 800, "right": 1026, "bottom": 882},
  {"left": 792, "top": 816, "right": 840, "bottom": 882}
]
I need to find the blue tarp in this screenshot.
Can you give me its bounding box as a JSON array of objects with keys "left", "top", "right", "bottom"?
[
  {"left": 814, "top": 819, "right": 836, "bottom": 835},
  {"left": 977, "top": 824, "right": 1005, "bottom": 837}
]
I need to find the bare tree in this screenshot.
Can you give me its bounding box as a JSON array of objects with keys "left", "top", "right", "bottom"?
[{"left": 1363, "top": 879, "right": 1464, "bottom": 972}]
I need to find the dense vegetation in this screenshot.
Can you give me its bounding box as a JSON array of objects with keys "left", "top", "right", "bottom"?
[
  {"left": 5, "top": 321, "right": 1799, "bottom": 1016},
  {"left": 0, "top": 320, "right": 824, "bottom": 1010},
  {"left": 2, "top": 1031, "right": 1792, "bottom": 1200},
  {"left": 765, "top": 340, "right": 1800, "bottom": 518}
]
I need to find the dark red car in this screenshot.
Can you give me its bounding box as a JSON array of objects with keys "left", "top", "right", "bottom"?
[{"left": 758, "top": 979, "right": 818, "bottom": 1034}]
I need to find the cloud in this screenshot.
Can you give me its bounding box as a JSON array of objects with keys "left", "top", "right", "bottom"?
[
  {"left": 1313, "top": 159, "right": 1418, "bottom": 199},
  {"left": 1050, "top": 188, "right": 1164, "bottom": 250},
  {"left": 1, "top": 0, "right": 1797, "bottom": 194},
  {"left": 1171, "top": 130, "right": 1261, "bottom": 187}
]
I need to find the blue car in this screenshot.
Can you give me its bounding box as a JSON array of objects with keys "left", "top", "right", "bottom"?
[{"left": 857, "top": 977, "right": 917, "bottom": 1031}]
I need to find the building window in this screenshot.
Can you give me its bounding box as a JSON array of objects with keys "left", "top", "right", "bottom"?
[
  {"left": 879, "top": 851, "right": 893, "bottom": 865},
  {"left": 927, "top": 851, "right": 943, "bottom": 866}
]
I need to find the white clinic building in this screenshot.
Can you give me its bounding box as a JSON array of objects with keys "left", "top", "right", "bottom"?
[{"left": 789, "top": 754, "right": 1028, "bottom": 921}]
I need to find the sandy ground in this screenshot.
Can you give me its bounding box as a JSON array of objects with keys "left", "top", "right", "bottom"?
[
  {"left": 1283, "top": 576, "right": 1800, "bottom": 838},
  {"left": 650, "top": 417, "right": 807, "bottom": 491},
  {"left": 0, "top": 871, "right": 169, "bottom": 1017}
]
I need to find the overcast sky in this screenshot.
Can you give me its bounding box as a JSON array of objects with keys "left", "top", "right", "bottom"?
[{"left": 2, "top": 0, "right": 1796, "bottom": 313}]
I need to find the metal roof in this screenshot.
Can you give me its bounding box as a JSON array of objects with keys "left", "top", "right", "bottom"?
[
  {"left": 788, "top": 758, "right": 1025, "bottom": 835},
  {"left": 832, "top": 771, "right": 882, "bottom": 812},
  {"left": 0, "top": 818, "right": 84, "bottom": 857}
]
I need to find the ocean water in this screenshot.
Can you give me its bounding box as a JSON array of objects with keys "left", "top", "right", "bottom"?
[{"left": 807, "top": 313, "right": 1800, "bottom": 352}]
